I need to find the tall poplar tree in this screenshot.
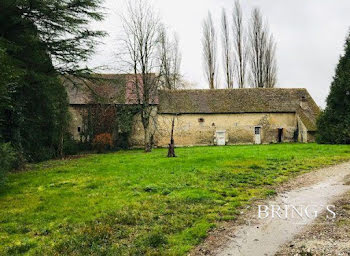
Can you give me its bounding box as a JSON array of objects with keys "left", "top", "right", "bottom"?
[{"left": 202, "top": 12, "right": 217, "bottom": 90}]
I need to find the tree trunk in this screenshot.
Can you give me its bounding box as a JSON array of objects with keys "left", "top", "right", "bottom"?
[
  {"left": 58, "top": 131, "right": 64, "bottom": 158},
  {"left": 167, "top": 117, "right": 176, "bottom": 157},
  {"left": 144, "top": 124, "right": 152, "bottom": 153},
  {"left": 167, "top": 141, "right": 175, "bottom": 157}
]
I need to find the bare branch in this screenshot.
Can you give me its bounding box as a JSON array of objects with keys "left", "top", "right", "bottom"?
[
  {"left": 221, "top": 8, "right": 234, "bottom": 89},
  {"left": 158, "top": 26, "right": 182, "bottom": 90},
  {"left": 248, "top": 7, "right": 277, "bottom": 88},
  {"left": 264, "top": 34, "right": 277, "bottom": 88},
  {"left": 119, "top": 0, "right": 161, "bottom": 152},
  {"left": 232, "top": 0, "right": 247, "bottom": 88},
  {"left": 202, "top": 12, "right": 217, "bottom": 89}
]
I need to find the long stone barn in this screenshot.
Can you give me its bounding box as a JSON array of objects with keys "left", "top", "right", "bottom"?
[{"left": 64, "top": 75, "right": 320, "bottom": 148}]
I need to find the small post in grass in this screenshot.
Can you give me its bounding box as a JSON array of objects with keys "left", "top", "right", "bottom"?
[{"left": 167, "top": 117, "right": 176, "bottom": 157}]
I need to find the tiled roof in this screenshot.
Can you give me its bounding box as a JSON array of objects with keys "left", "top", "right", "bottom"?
[
  {"left": 64, "top": 75, "right": 320, "bottom": 131},
  {"left": 63, "top": 74, "right": 158, "bottom": 105},
  {"left": 158, "top": 88, "right": 319, "bottom": 114},
  {"left": 63, "top": 74, "right": 127, "bottom": 104}
]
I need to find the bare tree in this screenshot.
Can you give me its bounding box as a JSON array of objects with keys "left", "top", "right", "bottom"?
[
  {"left": 248, "top": 8, "right": 266, "bottom": 88},
  {"left": 264, "top": 34, "right": 277, "bottom": 88},
  {"left": 120, "top": 0, "right": 160, "bottom": 152},
  {"left": 232, "top": 0, "right": 247, "bottom": 88},
  {"left": 158, "top": 26, "right": 182, "bottom": 90},
  {"left": 202, "top": 12, "right": 217, "bottom": 89},
  {"left": 167, "top": 115, "right": 176, "bottom": 157},
  {"left": 248, "top": 7, "right": 277, "bottom": 88},
  {"left": 158, "top": 26, "right": 183, "bottom": 157},
  {"left": 166, "top": 34, "right": 182, "bottom": 157},
  {"left": 221, "top": 8, "right": 234, "bottom": 89},
  {"left": 171, "top": 34, "right": 182, "bottom": 89},
  {"left": 158, "top": 25, "right": 172, "bottom": 89}
]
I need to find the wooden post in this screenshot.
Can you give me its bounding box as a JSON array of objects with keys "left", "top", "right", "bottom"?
[{"left": 167, "top": 117, "right": 176, "bottom": 157}]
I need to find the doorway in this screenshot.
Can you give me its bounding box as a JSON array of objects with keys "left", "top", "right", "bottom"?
[
  {"left": 278, "top": 128, "right": 283, "bottom": 143},
  {"left": 216, "top": 130, "right": 226, "bottom": 146},
  {"left": 255, "top": 127, "right": 261, "bottom": 144}
]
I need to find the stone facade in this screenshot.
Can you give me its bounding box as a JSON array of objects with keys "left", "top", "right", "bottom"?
[
  {"left": 71, "top": 108, "right": 315, "bottom": 148},
  {"left": 64, "top": 75, "right": 320, "bottom": 147},
  {"left": 69, "top": 106, "right": 84, "bottom": 141},
  {"left": 129, "top": 112, "right": 303, "bottom": 148},
  {"left": 155, "top": 113, "right": 297, "bottom": 147}
]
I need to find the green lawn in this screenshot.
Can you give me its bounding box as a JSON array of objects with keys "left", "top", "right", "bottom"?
[{"left": 1, "top": 144, "right": 350, "bottom": 255}]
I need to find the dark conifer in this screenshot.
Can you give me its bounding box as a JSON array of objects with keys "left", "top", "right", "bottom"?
[
  {"left": 0, "top": 0, "right": 105, "bottom": 161},
  {"left": 317, "top": 31, "right": 350, "bottom": 144}
]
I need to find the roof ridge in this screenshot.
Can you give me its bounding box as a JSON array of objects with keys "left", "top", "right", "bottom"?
[
  {"left": 159, "top": 88, "right": 308, "bottom": 92},
  {"left": 158, "top": 88, "right": 319, "bottom": 115}
]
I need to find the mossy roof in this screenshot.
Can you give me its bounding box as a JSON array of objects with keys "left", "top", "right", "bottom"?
[
  {"left": 64, "top": 74, "right": 127, "bottom": 105},
  {"left": 65, "top": 76, "right": 320, "bottom": 131},
  {"left": 64, "top": 74, "right": 158, "bottom": 105},
  {"left": 158, "top": 88, "right": 317, "bottom": 114}
]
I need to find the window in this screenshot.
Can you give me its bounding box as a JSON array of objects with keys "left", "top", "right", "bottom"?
[
  {"left": 255, "top": 127, "right": 261, "bottom": 135},
  {"left": 77, "top": 127, "right": 81, "bottom": 133}
]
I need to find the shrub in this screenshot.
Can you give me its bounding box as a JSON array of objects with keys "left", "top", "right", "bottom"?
[
  {"left": 63, "top": 135, "right": 80, "bottom": 156},
  {"left": 92, "top": 133, "right": 113, "bottom": 153},
  {"left": 0, "top": 143, "right": 18, "bottom": 186}
]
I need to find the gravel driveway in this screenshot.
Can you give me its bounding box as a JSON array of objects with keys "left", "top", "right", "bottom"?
[{"left": 193, "top": 161, "right": 350, "bottom": 256}]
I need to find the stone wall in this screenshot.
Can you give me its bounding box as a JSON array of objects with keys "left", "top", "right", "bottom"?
[
  {"left": 70, "top": 105, "right": 314, "bottom": 147},
  {"left": 129, "top": 112, "right": 298, "bottom": 147},
  {"left": 128, "top": 107, "right": 158, "bottom": 147},
  {"left": 69, "top": 106, "right": 84, "bottom": 141},
  {"left": 297, "top": 115, "right": 308, "bottom": 143}
]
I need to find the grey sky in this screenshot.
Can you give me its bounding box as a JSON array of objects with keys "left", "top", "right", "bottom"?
[{"left": 89, "top": 0, "right": 350, "bottom": 108}]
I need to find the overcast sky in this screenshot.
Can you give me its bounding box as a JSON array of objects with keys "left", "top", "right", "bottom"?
[{"left": 89, "top": 0, "right": 350, "bottom": 108}]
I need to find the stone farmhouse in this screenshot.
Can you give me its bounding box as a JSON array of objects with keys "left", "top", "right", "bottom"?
[{"left": 64, "top": 75, "right": 320, "bottom": 148}]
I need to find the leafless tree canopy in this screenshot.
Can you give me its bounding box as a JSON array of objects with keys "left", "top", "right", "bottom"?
[
  {"left": 158, "top": 26, "right": 183, "bottom": 156},
  {"left": 119, "top": 0, "right": 184, "bottom": 152},
  {"left": 202, "top": 12, "right": 217, "bottom": 90},
  {"left": 118, "top": 1, "right": 277, "bottom": 151},
  {"left": 120, "top": 0, "right": 160, "bottom": 152},
  {"left": 248, "top": 7, "right": 277, "bottom": 88},
  {"left": 158, "top": 26, "right": 182, "bottom": 90},
  {"left": 221, "top": 9, "right": 234, "bottom": 89},
  {"left": 171, "top": 35, "right": 182, "bottom": 89},
  {"left": 232, "top": 0, "right": 248, "bottom": 88},
  {"left": 264, "top": 35, "right": 277, "bottom": 88}
]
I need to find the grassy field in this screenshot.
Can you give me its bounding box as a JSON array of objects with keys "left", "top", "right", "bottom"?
[{"left": 1, "top": 144, "right": 350, "bottom": 255}]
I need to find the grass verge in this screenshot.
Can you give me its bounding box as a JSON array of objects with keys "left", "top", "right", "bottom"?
[{"left": 0, "top": 144, "right": 350, "bottom": 255}]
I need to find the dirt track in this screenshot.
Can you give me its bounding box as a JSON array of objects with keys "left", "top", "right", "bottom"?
[{"left": 192, "top": 161, "right": 350, "bottom": 256}]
